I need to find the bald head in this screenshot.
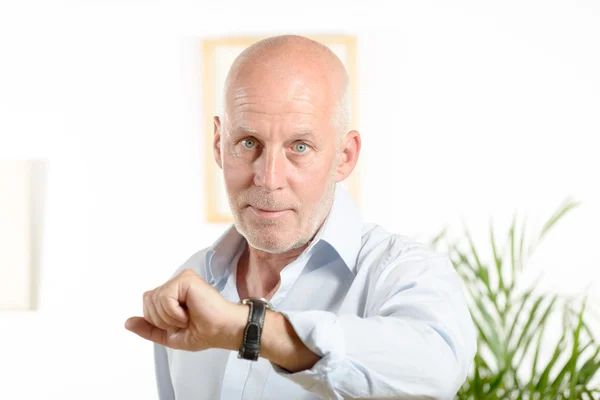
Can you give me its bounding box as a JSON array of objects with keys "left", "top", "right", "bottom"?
[{"left": 222, "top": 35, "right": 350, "bottom": 138}]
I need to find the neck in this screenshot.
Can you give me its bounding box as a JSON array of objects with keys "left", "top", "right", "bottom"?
[{"left": 236, "top": 242, "right": 308, "bottom": 300}]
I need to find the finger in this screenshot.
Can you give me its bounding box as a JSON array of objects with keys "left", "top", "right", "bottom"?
[
  {"left": 156, "top": 294, "right": 187, "bottom": 329},
  {"left": 142, "top": 292, "right": 151, "bottom": 322},
  {"left": 147, "top": 291, "right": 171, "bottom": 331},
  {"left": 159, "top": 296, "right": 188, "bottom": 328},
  {"left": 143, "top": 291, "right": 152, "bottom": 323}
]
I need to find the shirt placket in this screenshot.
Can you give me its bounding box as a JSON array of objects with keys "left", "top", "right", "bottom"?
[{"left": 220, "top": 252, "right": 311, "bottom": 400}]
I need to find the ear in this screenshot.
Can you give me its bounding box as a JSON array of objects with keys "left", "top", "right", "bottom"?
[
  {"left": 213, "top": 116, "right": 223, "bottom": 169},
  {"left": 335, "top": 130, "right": 361, "bottom": 182}
]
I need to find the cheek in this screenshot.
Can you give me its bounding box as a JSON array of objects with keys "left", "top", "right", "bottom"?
[
  {"left": 290, "top": 164, "right": 334, "bottom": 201},
  {"left": 222, "top": 152, "right": 253, "bottom": 189},
  {"left": 225, "top": 142, "right": 253, "bottom": 163}
]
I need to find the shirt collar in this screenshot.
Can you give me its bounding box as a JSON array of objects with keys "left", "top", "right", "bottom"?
[
  {"left": 307, "top": 183, "right": 363, "bottom": 272},
  {"left": 206, "top": 183, "right": 363, "bottom": 284}
]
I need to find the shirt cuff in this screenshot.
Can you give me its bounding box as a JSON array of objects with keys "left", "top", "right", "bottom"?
[{"left": 268, "top": 310, "right": 346, "bottom": 393}]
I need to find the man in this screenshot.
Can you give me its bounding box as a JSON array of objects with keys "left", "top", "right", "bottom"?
[{"left": 125, "top": 34, "right": 476, "bottom": 399}]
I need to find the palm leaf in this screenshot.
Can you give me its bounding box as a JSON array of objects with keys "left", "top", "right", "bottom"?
[
  {"left": 518, "top": 217, "right": 526, "bottom": 272},
  {"left": 506, "top": 286, "right": 539, "bottom": 349},
  {"left": 483, "top": 368, "right": 508, "bottom": 399},
  {"left": 539, "top": 198, "right": 579, "bottom": 241},
  {"left": 430, "top": 227, "right": 448, "bottom": 249},
  {"left": 514, "top": 295, "right": 558, "bottom": 367},
  {"left": 569, "top": 298, "right": 587, "bottom": 400},
  {"left": 528, "top": 323, "right": 546, "bottom": 393},
  {"left": 509, "top": 212, "right": 517, "bottom": 287},
  {"left": 577, "top": 345, "right": 600, "bottom": 385},
  {"left": 528, "top": 198, "right": 580, "bottom": 257},
  {"left": 535, "top": 333, "right": 567, "bottom": 390},
  {"left": 473, "top": 296, "right": 503, "bottom": 360},
  {"left": 490, "top": 221, "right": 506, "bottom": 294}
]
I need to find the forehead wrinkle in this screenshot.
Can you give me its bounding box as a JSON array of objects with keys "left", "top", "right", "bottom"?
[
  {"left": 230, "top": 82, "right": 329, "bottom": 116},
  {"left": 229, "top": 116, "right": 318, "bottom": 140},
  {"left": 230, "top": 97, "right": 327, "bottom": 118},
  {"left": 231, "top": 110, "right": 324, "bottom": 119}
]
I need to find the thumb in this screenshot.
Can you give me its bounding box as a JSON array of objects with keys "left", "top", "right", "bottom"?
[
  {"left": 125, "top": 317, "right": 189, "bottom": 350},
  {"left": 125, "top": 316, "right": 169, "bottom": 346}
]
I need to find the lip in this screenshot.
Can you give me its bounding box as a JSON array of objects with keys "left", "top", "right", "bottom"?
[{"left": 248, "top": 206, "right": 292, "bottom": 219}]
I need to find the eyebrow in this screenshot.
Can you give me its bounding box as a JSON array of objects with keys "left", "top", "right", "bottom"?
[
  {"left": 231, "top": 124, "right": 259, "bottom": 135},
  {"left": 294, "top": 129, "right": 316, "bottom": 136}
]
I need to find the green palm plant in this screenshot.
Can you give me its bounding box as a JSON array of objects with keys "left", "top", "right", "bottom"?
[{"left": 431, "top": 199, "right": 600, "bottom": 399}]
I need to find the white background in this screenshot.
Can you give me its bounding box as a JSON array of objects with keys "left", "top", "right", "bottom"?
[{"left": 0, "top": 1, "right": 599, "bottom": 399}]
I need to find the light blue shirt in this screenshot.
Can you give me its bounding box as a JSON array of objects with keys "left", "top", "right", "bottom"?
[{"left": 154, "top": 184, "right": 476, "bottom": 399}]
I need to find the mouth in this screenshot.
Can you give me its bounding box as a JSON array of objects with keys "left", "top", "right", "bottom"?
[{"left": 247, "top": 205, "right": 292, "bottom": 219}]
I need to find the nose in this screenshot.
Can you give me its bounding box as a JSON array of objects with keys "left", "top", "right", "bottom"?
[{"left": 253, "top": 147, "right": 286, "bottom": 191}]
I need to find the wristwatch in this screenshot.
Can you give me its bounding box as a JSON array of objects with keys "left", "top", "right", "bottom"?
[{"left": 238, "top": 297, "right": 274, "bottom": 361}]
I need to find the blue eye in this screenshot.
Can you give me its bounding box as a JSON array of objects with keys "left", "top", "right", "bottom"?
[
  {"left": 242, "top": 139, "right": 256, "bottom": 149},
  {"left": 294, "top": 143, "right": 308, "bottom": 153}
]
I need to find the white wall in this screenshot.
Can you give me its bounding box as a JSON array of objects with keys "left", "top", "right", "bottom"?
[{"left": 1, "top": 1, "right": 599, "bottom": 399}]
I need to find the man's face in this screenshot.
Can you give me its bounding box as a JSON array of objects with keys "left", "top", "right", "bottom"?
[{"left": 214, "top": 71, "right": 341, "bottom": 253}]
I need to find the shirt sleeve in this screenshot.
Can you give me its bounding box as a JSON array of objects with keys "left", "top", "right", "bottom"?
[
  {"left": 270, "top": 253, "right": 477, "bottom": 400},
  {"left": 154, "top": 343, "right": 176, "bottom": 400}
]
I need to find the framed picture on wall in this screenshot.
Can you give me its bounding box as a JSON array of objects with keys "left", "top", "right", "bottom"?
[
  {"left": 201, "top": 35, "right": 360, "bottom": 223},
  {"left": 0, "top": 160, "right": 35, "bottom": 311}
]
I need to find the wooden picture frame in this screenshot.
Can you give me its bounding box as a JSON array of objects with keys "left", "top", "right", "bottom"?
[
  {"left": 0, "top": 160, "right": 38, "bottom": 311},
  {"left": 202, "top": 35, "right": 360, "bottom": 223}
]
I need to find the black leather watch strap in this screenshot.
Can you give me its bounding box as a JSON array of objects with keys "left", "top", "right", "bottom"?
[{"left": 238, "top": 298, "right": 272, "bottom": 361}]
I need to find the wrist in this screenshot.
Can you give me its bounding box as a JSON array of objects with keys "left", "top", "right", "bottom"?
[
  {"left": 259, "top": 310, "right": 283, "bottom": 361},
  {"left": 217, "top": 303, "right": 248, "bottom": 351}
]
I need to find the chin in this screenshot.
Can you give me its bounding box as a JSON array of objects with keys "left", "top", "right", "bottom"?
[
  {"left": 252, "top": 243, "right": 291, "bottom": 254},
  {"left": 247, "top": 233, "right": 291, "bottom": 253},
  {"left": 233, "top": 209, "right": 312, "bottom": 252},
  {"left": 244, "top": 229, "right": 308, "bottom": 254}
]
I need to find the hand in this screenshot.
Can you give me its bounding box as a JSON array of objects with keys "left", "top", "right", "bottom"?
[{"left": 125, "top": 269, "right": 246, "bottom": 351}]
